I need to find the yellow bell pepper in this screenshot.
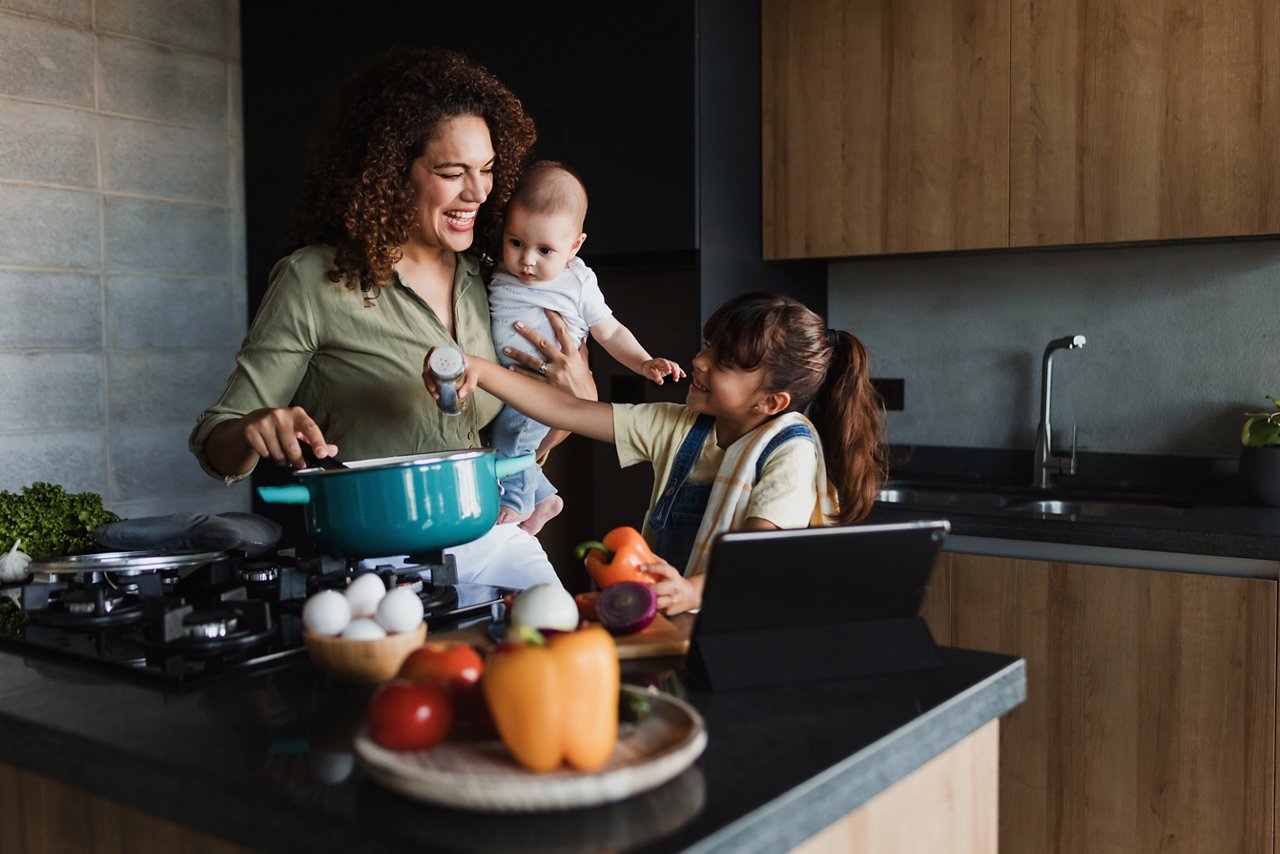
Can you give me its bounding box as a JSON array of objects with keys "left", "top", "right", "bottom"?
[{"left": 482, "top": 625, "right": 620, "bottom": 773}]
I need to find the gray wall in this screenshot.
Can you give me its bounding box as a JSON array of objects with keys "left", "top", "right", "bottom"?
[
  {"left": 829, "top": 238, "right": 1280, "bottom": 458},
  {"left": 0, "top": 0, "right": 248, "bottom": 517}
]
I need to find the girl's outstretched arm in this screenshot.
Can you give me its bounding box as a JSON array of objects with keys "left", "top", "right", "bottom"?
[{"left": 423, "top": 348, "right": 616, "bottom": 444}]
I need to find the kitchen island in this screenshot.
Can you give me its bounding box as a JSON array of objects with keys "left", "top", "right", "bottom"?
[{"left": 0, "top": 630, "right": 1023, "bottom": 854}]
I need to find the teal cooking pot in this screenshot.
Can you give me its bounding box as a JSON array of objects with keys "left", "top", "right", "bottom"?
[{"left": 256, "top": 450, "right": 535, "bottom": 558}]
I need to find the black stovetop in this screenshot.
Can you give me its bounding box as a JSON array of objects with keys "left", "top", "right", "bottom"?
[{"left": 0, "top": 549, "right": 511, "bottom": 687}]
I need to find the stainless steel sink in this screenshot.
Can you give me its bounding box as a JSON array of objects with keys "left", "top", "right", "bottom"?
[
  {"left": 876, "top": 488, "right": 1187, "bottom": 519},
  {"left": 875, "top": 488, "right": 1013, "bottom": 511},
  {"left": 1003, "top": 499, "right": 1185, "bottom": 518}
]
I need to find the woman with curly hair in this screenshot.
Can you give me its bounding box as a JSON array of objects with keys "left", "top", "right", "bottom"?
[{"left": 189, "top": 47, "right": 593, "bottom": 588}]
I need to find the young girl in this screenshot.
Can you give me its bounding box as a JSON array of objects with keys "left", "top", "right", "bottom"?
[{"left": 424, "top": 292, "right": 887, "bottom": 614}]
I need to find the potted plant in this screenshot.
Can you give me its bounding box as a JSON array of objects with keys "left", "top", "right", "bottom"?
[{"left": 1240, "top": 396, "right": 1280, "bottom": 505}]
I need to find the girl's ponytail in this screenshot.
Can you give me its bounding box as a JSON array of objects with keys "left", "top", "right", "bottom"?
[{"left": 808, "top": 329, "right": 887, "bottom": 525}]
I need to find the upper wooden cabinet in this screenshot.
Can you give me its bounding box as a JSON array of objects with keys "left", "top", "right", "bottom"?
[
  {"left": 764, "top": 0, "right": 1280, "bottom": 258},
  {"left": 761, "top": 0, "right": 1011, "bottom": 259},
  {"left": 1011, "top": 0, "right": 1280, "bottom": 246}
]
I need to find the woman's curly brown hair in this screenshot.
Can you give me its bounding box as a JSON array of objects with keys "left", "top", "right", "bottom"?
[{"left": 286, "top": 47, "right": 537, "bottom": 293}]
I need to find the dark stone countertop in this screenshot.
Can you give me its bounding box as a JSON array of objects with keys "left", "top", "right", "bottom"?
[
  {"left": 867, "top": 500, "right": 1280, "bottom": 561},
  {"left": 0, "top": 643, "right": 1024, "bottom": 853},
  {"left": 874, "top": 445, "right": 1280, "bottom": 561}
]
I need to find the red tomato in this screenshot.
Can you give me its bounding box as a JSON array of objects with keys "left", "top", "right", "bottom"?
[
  {"left": 398, "top": 642, "right": 488, "bottom": 731},
  {"left": 367, "top": 680, "right": 453, "bottom": 751},
  {"left": 397, "top": 642, "right": 484, "bottom": 694},
  {"left": 574, "top": 592, "right": 600, "bottom": 623}
]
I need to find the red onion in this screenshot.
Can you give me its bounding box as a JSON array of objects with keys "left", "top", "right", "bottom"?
[{"left": 595, "top": 582, "right": 657, "bottom": 636}]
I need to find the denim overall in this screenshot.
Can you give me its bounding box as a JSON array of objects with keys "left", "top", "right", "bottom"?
[{"left": 647, "top": 414, "right": 815, "bottom": 573}]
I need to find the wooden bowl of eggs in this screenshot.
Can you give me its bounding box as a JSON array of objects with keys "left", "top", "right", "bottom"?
[{"left": 301, "top": 573, "right": 428, "bottom": 684}]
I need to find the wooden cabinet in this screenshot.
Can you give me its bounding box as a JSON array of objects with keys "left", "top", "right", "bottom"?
[
  {"left": 1010, "top": 0, "right": 1280, "bottom": 246},
  {"left": 796, "top": 720, "right": 999, "bottom": 854},
  {"left": 0, "top": 762, "right": 249, "bottom": 853},
  {"left": 935, "top": 552, "right": 1276, "bottom": 853},
  {"left": 761, "top": 0, "right": 1010, "bottom": 258},
  {"left": 763, "top": 0, "right": 1280, "bottom": 258}
]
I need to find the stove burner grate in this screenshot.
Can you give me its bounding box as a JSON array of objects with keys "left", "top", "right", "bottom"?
[{"left": 2, "top": 546, "right": 503, "bottom": 686}]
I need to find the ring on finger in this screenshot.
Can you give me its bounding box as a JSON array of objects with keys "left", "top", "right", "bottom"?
[{"left": 537, "top": 361, "right": 548, "bottom": 376}]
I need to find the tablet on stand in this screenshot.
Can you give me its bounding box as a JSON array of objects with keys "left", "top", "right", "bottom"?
[{"left": 687, "top": 520, "right": 950, "bottom": 691}]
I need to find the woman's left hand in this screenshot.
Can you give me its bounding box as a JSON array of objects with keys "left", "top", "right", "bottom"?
[
  {"left": 641, "top": 560, "right": 702, "bottom": 615},
  {"left": 502, "top": 310, "right": 598, "bottom": 402}
]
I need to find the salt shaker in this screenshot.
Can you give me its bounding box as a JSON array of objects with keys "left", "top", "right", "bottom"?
[{"left": 427, "top": 347, "right": 466, "bottom": 417}]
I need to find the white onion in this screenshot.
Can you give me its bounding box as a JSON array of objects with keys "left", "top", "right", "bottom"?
[{"left": 509, "top": 583, "right": 579, "bottom": 632}]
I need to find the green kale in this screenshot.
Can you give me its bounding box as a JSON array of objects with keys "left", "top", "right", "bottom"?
[
  {"left": 0, "top": 482, "right": 121, "bottom": 561},
  {"left": 0, "top": 596, "right": 24, "bottom": 640}
]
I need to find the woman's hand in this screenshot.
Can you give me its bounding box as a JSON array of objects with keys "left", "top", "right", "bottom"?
[
  {"left": 501, "top": 310, "right": 598, "bottom": 402},
  {"left": 226, "top": 406, "right": 338, "bottom": 472},
  {"left": 242, "top": 406, "right": 338, "bottom": 469},
  {"left": 641, "top": 560, "right": 703, "bottom": 616},
  {"left": 501, "top": 310, "right": 599, "bottom": 455}
]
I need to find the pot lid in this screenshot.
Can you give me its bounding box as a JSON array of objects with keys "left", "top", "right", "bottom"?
[
  {"left": 296, "top": 448, "right": 493, "bottom": 477},
  {"left": 29, "top": 549, "right": 228, "bottom": 575}
]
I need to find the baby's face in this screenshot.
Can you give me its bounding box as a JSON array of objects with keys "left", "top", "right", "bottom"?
[{"left": 501, "top": 206, "right": 585, "bottom": 284}]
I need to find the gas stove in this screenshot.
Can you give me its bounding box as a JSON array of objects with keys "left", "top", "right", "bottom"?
[{"left": 0, "top": 548, "right": 513, "bottom": 687}]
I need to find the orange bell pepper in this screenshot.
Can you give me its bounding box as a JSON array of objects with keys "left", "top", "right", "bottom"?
[
  {"left": 574, "top": 526, "right": 658, "bottom": 588},
  {"left": 482, "top": 626, "right": 620, "bottom": 773}
]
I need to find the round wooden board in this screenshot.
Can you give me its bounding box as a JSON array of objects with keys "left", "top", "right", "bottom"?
[{"left": 353, "top": 687, "right": 706, "bottom": 812}]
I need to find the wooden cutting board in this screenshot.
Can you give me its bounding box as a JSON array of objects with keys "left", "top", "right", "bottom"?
[
  {"left": 441, "top": 613, "right": 692, "bottom": 660},
  {"left": 610, "top": 612, "right": 692, "bottom": 660}
]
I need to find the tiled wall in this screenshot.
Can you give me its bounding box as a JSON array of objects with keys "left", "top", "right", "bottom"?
[{"left": 0, "top": 0, "right": 248, "bottom": 517}]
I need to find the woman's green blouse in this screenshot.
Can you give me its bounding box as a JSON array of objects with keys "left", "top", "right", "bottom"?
[{"left": 189, "top": 246, "right": 503, "bottom": 482}]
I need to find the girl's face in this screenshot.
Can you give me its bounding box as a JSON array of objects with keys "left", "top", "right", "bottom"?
[
  {"left": 686, "top": 345, "right": 770, "bottom": 422},
  {"left": 406, "top": 114, "right": 495, "bottom": 254}
]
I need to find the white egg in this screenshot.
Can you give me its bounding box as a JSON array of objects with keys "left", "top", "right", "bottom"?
[
  {"left": 341, "top": 618, "right": 387, "bottom": 640},
  {"left": 343, "top": 572, "right": 387, "bottom": 618},
  {"left": 302, "top": 590, "right": 352, "bottom": 636},
  {"left": 375, "top": 587, "right": 425, "bottom": 634}
]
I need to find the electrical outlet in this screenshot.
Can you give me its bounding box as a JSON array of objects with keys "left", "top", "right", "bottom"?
[{"left": 871, "top": 378, "right": 904, "bottom": 411}]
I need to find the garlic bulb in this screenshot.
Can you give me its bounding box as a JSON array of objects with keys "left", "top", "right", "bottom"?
[{"left": 0, "top": 539, "right": 31, "bottom": 583}]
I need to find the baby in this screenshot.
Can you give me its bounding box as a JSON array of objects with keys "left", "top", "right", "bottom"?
[{"left": 489, "top": 161, "right": 684, "bottom": 525}]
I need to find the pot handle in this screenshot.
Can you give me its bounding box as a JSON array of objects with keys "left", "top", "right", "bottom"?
[
  {"left": 494, "top": 453, "right": 537, "bottom": 480},
  {"left": 256, "top": 485, "right": 312, "bottom": 504}
]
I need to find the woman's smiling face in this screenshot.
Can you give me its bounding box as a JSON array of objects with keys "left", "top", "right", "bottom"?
[{"left": 407, "top": 114, "right": 495, "bottom": 254}]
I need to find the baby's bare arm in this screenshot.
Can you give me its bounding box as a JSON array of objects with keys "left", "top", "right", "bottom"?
[
  {"left": 590, "top": 318, "right": 685, "bottom": 385},
  {"left": 589, "top": 316, "right": 650, "bottom": 374}
]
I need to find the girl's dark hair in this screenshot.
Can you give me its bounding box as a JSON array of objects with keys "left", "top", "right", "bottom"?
[
  {"left": 286, "top": 47, "right": 537, "bottom": 292},
  {"left": 702, "top": 293, "right": 887, "bottom": 524}
]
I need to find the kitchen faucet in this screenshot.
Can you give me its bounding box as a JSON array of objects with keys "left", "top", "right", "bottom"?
[{"left": 1032, "top": 334, "right": 1086, "bottom": 489}]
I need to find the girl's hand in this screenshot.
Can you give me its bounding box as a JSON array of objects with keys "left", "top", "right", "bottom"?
[
  {"left": 641, "top": 560, "right": 701, "bottom": 615},
  {"left": 641, "top": 357, "right": 685, "bottom": 386},
  {"left": 422, "top": 346, "right": 483, "bottom": 403},
  {"left": 502, "top": 311, "right": 598, "bottom": 402},
  {"left": 240, "top": 406, "right": 338, "bottom": 469}
]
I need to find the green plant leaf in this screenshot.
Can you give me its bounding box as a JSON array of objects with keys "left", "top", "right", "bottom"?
[{"left": 1243, "top": 417, "right": 1280, "bottom": 447}]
